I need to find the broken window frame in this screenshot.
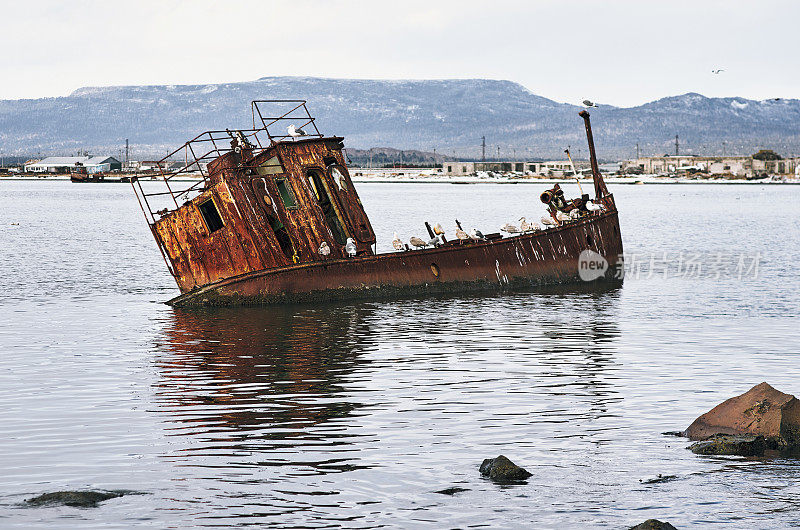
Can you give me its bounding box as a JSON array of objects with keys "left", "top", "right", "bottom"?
[{"left": 197, "top": 196, "right": 224, "bottom": 234}]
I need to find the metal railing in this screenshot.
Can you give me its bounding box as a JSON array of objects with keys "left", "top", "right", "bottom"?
[{"left": 132, "top": 100, "right": 323, "bottom": 226}]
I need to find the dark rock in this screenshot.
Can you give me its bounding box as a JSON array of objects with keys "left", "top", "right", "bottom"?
[
  {"left": 25, "top": 490, "right": 130, "bottom": 508},
  {"left": 433, "top": 487, "right": 470, "bottom": 495},
  {"left": 685, "top": 382, "right": 800, "bottom": 449},
  {"left": 629, "top": 519, "right": 677, "bottom": 530},
  {"left": 689, "top": 434, "right": 766, "bottom": 456},
  {"left": 640, "top": 474, "right": 678, "bottom": 484},
  {"left": 661, "top": 431, "right": 684, "bottom": 437},
  {"left": 479, "top": 455, "right": 532, "bottom": 482}
]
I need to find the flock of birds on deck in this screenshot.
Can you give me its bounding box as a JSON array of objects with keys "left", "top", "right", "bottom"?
[{"left": 388, "top": 201, "right": 605, "bottom": 251}]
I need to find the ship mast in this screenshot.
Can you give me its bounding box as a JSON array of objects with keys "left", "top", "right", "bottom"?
[{"left": 578, "top": 110, "right": 609, "bottom": 198}]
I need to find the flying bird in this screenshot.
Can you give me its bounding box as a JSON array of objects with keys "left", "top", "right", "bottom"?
[
  {"left": 287, "top": 124, "right": 308, "bottom": 137},
  {"left": 392, "top": 232, "right": 404, "bottom": 250},
  {"left": 318, "top": 241, "right": 331, "bottom": 256},
  {"left": 409, "top": 236, "right": 428, "bottom": 249},
  {"left": 582, "top": 100, "right": 598, "bottom": 107},
  {"left": 345, "top": 238, "right": 357, "bottom": 257},
  {"left": 712, "top": 69, "right": 724, "bottom": 74}
]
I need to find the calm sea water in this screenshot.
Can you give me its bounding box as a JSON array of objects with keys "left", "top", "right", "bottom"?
[{"left": 0, "top": 181, "right": 799, "bottom": 529}]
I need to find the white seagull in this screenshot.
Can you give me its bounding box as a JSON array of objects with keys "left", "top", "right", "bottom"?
[
  {"left": 409, "top": 236, "right": 428, "bottom": 249},
  {"left": 455, "top": 227, "right": 469, "bottom": 240},
  {"left": 318, "top": 241, "right": 331, "bottom": 256},
  {"left": 586, "top": 201, "right": 604, "bottom": 212},
  {"left": 501, "top": 222, "right": 520, "bottom": 234},
  {"left": 541, "top": 216, "right": 557, "bottom": 228},
  {"left": 392, "top": 232, "right": 404, "bottom": 250},
  {"left": 556, "top": 211, "right": 571, "bottom": 223},
  {"left": 345, "top": 238, "right": 357, "bottom": 257},
  {"left": 287, "top": 124, "right": 308, "bottom": 138},
  {"left": 519, "top": 217, "right": 531, "bottom": 232},
  {"left": 433, "top": 223, "right": 445, "bottom": 236},
  {"left": 470, "top": 228, "right": 485, "bottom": 240}
]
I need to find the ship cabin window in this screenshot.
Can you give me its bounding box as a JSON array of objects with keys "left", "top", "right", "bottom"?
[
  {"left": 198, "top": 198, "right": 224, "bottom": 233},
  {"left": 256, "top": 155, "right": 284, "bottom": 176},
  {"left": 307, "top": 169, "right": 348, "bottom": 245},
  {"left": 275, "top": 178, "right": 298, "bottom": 209},
  {"left": 329, "top": 166, "right": 348, "bottom": 192}
]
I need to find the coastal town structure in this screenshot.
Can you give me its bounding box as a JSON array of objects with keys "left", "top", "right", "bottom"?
[
  {"left": 620, "top": 155, "right": 800, "bottom": 178},
  {"left": 442, "top": 160, "right": 586, "bottom": 177},
  {"left": 24, "top": 155, "right": 122, "bottom": 174}
]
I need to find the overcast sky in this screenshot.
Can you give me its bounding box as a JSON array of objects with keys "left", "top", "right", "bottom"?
[{"left": 1, "top": 0, "right": 795, "bottom": 106}]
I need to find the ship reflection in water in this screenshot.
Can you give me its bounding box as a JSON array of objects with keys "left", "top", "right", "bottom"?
[{"left": 149, "top": 285, "right": 623, "bottom": 526}]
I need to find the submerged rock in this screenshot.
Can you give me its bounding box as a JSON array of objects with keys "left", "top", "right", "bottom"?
[
  {"left": 685, "top": 382, "right": 800, "bottom": 449},
  {"left": 433, "top": 486, "right": 470, "bottom": 495},
  {"left": 629, "top": 520, "right": 677, "bottom": 530},
  {"left": 25, "top": 490, "right": 129, "bottom": 508},
  {"left": 479, "top": 455, "right": 532, "bottom": 482},
  {"left": 689, "top": 434, "right": 766, "bottom": 456}
]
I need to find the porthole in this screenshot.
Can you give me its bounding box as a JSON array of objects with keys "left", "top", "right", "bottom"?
[{"left": 430, "top": 263, "right": 440, "bottom": 278}]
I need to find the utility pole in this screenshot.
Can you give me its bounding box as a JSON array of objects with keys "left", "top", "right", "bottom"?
[
  {"left": 675, "top": 134, "right": 679, "bottom": 156},
  {"left": 481, "top": 136, "right": 486, "bottom": 161},
  {"left": 125, "top": 139, "right": 129, "bottom": 168},
  {"left": 722, "top": 141, "right": 726, "bottom": 157},
  {"left": 496, "top": 145, "right": 500, "bottom": 160},
  {"left": 636, "top": 142, "right": 640, "bottom": 159}
]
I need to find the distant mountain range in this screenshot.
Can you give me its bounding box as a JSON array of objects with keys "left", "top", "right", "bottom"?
[{"left": 1, "top": 76, "right": 799, "bottom": 160}]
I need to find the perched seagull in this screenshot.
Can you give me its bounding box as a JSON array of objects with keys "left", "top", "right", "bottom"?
[
  {"left": 541, "top": 216, "right": 557, "bottom": 228},
  {"left": 582, "top": 99, "right": 598, "bottom": 107},
  {"left": 569, "top": 209, "right": 582, "bottom": 220},
  {"left": 556, "top": 211, "right": 571, "bottom": 223},
  {"left": 711, "top": 69, "right": 724, "bottom": 74},
  {"left": 529, "top": 221, "right": 541, "bottom": 231},
  {"left": 470, "top": 228, "right": 485, "bottom": 240},
  {"left": 287, "top": 124, "right": 308, "bottom": 138},
  {"left": 409, "top": 236, "right": 428, "bottom": 249},
  {"left": 318, "top": 241, "right": 331, "bottom": 257},
  {"left": 519, "top": 217, "right": 532, "bottom": 232},
  {"left": 501, "top": 222, "right": 520, "bottom": 234},
  {"left": 428, "top": 235, "right": 441, "bottom": 247},
  {"left": 433, "top": 223, "right": 445, "bottom": 236},
  {"left": 345, "top": 238, "right": 357, "bottom": 257},
  {"left": 455, "top": 227, "right": 469, "bottom": 240},
  {"left": 392, "top": 232, "right": 404, "bottom": 250},
  {"left": 586, "top": 201, "right": 602, "bottom": 212}
]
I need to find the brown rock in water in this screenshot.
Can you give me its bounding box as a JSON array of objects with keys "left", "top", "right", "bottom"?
[
  {"left": 689, "top": 434, "right": 766, "bottom": 456},
  {"left": 629, "top": 520, "right": 677, "bottom": 530},
  {"left": 25, "top": 490, "right": 127, "bottom": 508},
  {"left": 479, "top": 455, "right": 532, "bottom": 482},
  {"left": 685, "top": 382, "right": 800, "bottom": 448}
]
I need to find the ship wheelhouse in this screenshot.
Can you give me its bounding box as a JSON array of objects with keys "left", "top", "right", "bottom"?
[{"left": 132, "top": 100, "right": 376, "bottom": 293}]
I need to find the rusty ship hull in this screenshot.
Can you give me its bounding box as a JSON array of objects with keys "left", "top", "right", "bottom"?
[
  {"left": 167, "top": 206, "right": 622, "bottom": 306},
  {"left": 133, "top": 101, "right": 623, "bottom": 307}
]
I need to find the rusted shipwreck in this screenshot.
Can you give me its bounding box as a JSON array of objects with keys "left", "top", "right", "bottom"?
[{"left": 132, "top": 101, "right": 623, "bottom": 306}]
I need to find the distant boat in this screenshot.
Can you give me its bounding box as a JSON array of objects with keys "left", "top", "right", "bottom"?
[{"left": 132, "top": 101, "right": 623, "bottom": 306}]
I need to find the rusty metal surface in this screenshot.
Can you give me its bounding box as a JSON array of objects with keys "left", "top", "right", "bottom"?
[{"left": 168, "top": 207, "right": 623, "bottom": 306}]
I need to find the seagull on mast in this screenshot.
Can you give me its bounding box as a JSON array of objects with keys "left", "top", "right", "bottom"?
[{"left": 287, "top": 124, "right": 308, "bottom": 138}]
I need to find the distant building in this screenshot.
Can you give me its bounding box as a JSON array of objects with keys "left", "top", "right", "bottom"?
[
  {"left": 25, "top": 156, "right": 122, "bottom": 174},
  {"left": 442, "top": 160, "right": 584, "bottom": 177},
  {"left": 620, "top": 155, "right": 800, "bottom": 178}
]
